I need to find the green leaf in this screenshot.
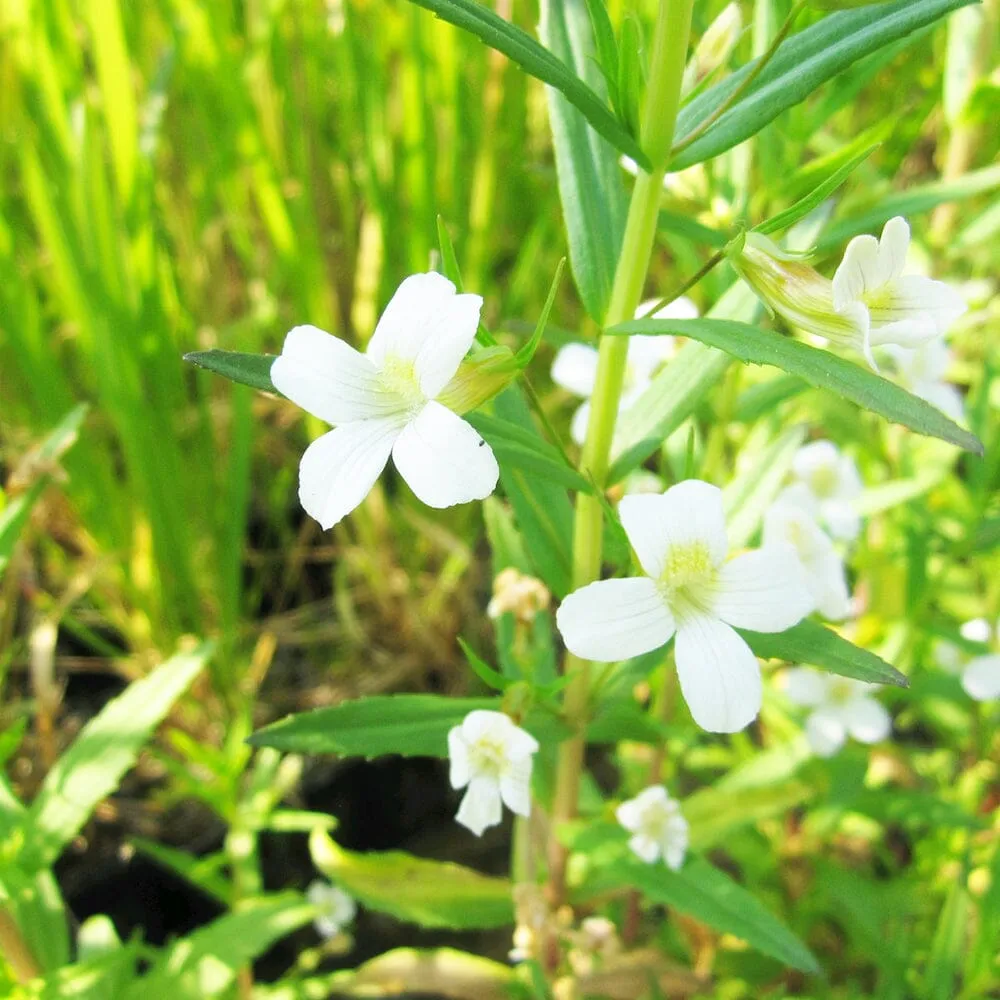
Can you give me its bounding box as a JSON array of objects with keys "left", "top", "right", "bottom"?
[
  {"left": 923, "top": 876, "right": 971, "bottom": 1000},
  {"left": 513, "top": 258, "right": 565, "bottom": 366},
  {"left": 602, "top": 856, "right": 820, "bottom": 973},
  {"left": 587, "top": 700, "right": 667, "bottom": 744},
  {"left": 249, "top": 693, "right": 568, "bottom": 759},
  {"left": 582, "top": 0, "right": 619, "bottom": 112},
  {"left": 405, "top": 0, "right": 647, "bottom": 167},
  {"left": 741, "top": 620, "right": 908, "bottom": 687},
  {"left": 0, "top": 867, "right": 71, "bottom": 973},
  {"left": 457, "top": 637, "right": 509, "bottom": 691},
  {"left": 465, "top": 411, "right": 593, "bottom": 493},
  {"left": 310, "top": 831, "right": 514, "bottom": 929},
  {"left": 131, "top": 838, "right": 233, "bottom": 906},
  {"left": 755, "top": 143, "right": 879, "bottom": 236},
  {"left": 540, "top": 0, "right": 628, "bottom": 322},
  {"left": 184, "top": 349, "right": 280, "bottom": 395},
  {"left": 129, "top": 894, "right": 314, "bottom": 1000},
  {"left": 20, "top": 644, "right": 210, "bottom": 872},
  {"left": 610, "top": 317, "right": 984, "bottom": 455},
  {"left": 616, "top": 15, "right": 645, "bottom": 140},
  {"left": 672, "top": 0, "right": 975, "bottom": 170}
]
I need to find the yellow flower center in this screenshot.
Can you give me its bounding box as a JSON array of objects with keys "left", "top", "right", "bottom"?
[
  {"left": 378, "top": 355, "right": 425, "bottom": 413},
  {"left": 828, "top": 678, "right": 856, "bottom": 705},
  {"left": 468, "top": 735, "right": 507, "bottom": 780},
  {"left": 658, "top": 541, "right": 718, "bottom": 619},
  {"left": 809, "top": 465, "right": 840, "bottom": 499}
]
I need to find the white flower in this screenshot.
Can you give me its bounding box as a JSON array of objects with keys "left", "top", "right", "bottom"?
[
  {"left": 271, "top": 272, "right": 499, "bottom": 529},
  {"left": 783, "top": 667, "right": 891, "bottom": 757},
  {"left": 881, "top": 339, "right": 964, "bottom": 423},
  {"left": 962, "top": 655, "right": 1000, "bottom": 701},
  {"left": 762, "top": 502, "right": 851, "bottom": 621},
  {"left": 556, "top": 480, "right": 814, "bottom": 732},
  {"left": 447, "top": 710, "right": 539, "bottom": 836},
  {"left": 306, "top": 880, "right": 356, "bottom": 938},
  {"left": 779, "top": 440, "right": 863, "bottom": 543},
  {"left": 832, "top": 217, "right": 966, "bottom": 367},
  {"left": 616, "top": 785, "right": 688, "bottom": 867},
  {"left": 960, "top": 617, "right": 992, "bottom": 644},
  {"left": 551, "top": 298, "right": 697, "bottom": 444}
]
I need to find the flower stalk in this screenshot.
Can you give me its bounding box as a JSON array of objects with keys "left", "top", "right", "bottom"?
[{"left": 546, "top": 0, "right": 695, "bottom": 910}]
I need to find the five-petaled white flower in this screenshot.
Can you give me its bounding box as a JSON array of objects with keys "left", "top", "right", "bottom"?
[
  {"left": 616, "top": 785, "right": 688, "bottom": 867},
  {"left": 551, "top": 298, "right": 698, "bottom": 444},
  {"left": 882, "top": 339, "right": 965, "bottom": 424},
  {"left": 306, "top": 879, "right": 357, "bottom": 938},
  {"left": 448, "top": 710, "right": 539, "bottom": 836},
  {"left": 783, "top": 667, "right": 891, "bottom": 757},
  {"left": 933, "top": 618, "right": 1000, "bottom": 702},
  {"left": 556, "top": 480, "right": 814, "bottom": 733},
  {"left": 762, "top": 501, "right": 851, "bottom": 621},
  {"left": 832, "top": 217, "right": 966, "bottom": 368},
  {"left": 779, "top": 440, "right": 863, "bottom": 543},
  {"left": 962, "top": 655, "right": 1000, "bottom": 702},
  {"left": 271, "top": 272, "right": 499, "bottom": 529}
]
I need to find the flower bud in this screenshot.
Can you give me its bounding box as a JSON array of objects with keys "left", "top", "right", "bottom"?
[
  {"left": 682, "top": 3, "right": 743, "bottom": 96},
  {"left": 436, "top": 344, "right": 520, "bottom": 415}
]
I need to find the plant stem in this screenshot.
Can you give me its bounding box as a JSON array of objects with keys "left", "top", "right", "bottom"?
[
  {"left": 546, "top": 0, "right": 694, "bottom": 911},
  {"left": 0, "top": 907, "right": 41, "bottom": 984}
]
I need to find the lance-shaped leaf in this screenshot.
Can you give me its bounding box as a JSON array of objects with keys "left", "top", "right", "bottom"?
[
  {"left": 406, "top": 0, "right": 647, "bottom": 167},
  {"left": 609, "top": 317, "right": 983, "bottom": 455},
  {"left": 184, "top": 349, "right": 280, "bottom": 395},
  {"left": 672, "top": 0, "right": 975, "bottom": 169}
]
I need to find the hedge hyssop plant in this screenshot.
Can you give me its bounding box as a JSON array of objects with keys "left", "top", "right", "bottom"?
[{"left": 185, "top": 0, "right": 986, "bottom": 991}]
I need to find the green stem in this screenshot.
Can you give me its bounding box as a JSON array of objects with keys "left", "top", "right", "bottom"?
[{"left": 546, "top": 0, "right": 694, "bottom": 911}]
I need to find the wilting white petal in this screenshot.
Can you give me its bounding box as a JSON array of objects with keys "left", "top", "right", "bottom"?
[
  {"left": 552, "top": 343, "right": 600, "bottom": 398},
  {"left": 674, "top": 615, "right": 761, "bottom": 733},
  {"left": 272, "top": 325, "right": 404, "bottom": 425},
  {"left": 845, "top": 696, "right": 892, "bottom": 744},
  {"left": 366, "top": 273, "right": 483, "bottom": 397},
  {"left": 455, "top": 777, "right": 503, "bottom": 836},
  {"left": 962, "top": 655, "right": 1000, "bottom": 702},
  {"left": 556, "top": 577, "right": 675, "bottom": 662},
  {"left": 500, "top": 756, "right": 533, "bottom": 817},
  {"left": 783, "top": 667, "right": 831, "bottom": 707},
  {"left": 713, "top": 545, "right": 814, "bottom": 631},
  {"left": 298, "top": 419, "right": 402, "bottom": 529},
  {"left": 392, "top": 401, "right": 499, "bottom": 508},
  {"left": 805, "top": 708, "right": 847, "bottom": 757}
]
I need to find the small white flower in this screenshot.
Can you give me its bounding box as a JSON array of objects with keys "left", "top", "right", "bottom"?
[
  {"left": 779, "top": 440, "right": 863, "bottom": 543},
  {"left": 448, "top": 710, "right": 539, "bottom": 836},
  {"left": 962, "top": 655, "right": 1000, "bottom": 702},
  {"left": 960, "top": 618, "right": 993, "bottom": 644},
  {"left": 762, "top": 502, "right": 851, "bottom": 621},
  {"left": 882, "top": 339, "right": 965, "bottom": 423},
  {"left": 271, "top": 272, "right": 499, "bottom": 529},
  {"left": 832, "top": 217, "right": 966, "bottom": 367},
  {"left": 306, "top": 880, "right": 356, "bottom": 938},
  {"left": 616, "top": 785, "right": 688, "bottom": 867},
  {"left": 783, "top": 667, "right": 891, "bottom": 757},
  {"left": 556, "top": 480, "right": 814, "bottom": 732},
  {"left": 551, "top": 298, "right": 697, "bottom": 444}
]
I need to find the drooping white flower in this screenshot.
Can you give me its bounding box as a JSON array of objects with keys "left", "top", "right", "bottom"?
[
  {"left": 962, "top": 655, "right": 1000, "bottom": 701},
  {"left": 783, "top": 667, "right": 891, "bottom": 757},
  {"left": 447, "top": 710, "right": 539, "bottom": 836},
  {"left": 551, "top": 297, "right": 697, "bottom": 444},
  {"left": 616, "top": 785, "right": 688, "bottom": 867},
  {"left": 832, "top": 217, "right": 966, "bottom": 367},
  {"left": 556, "top": 480, "right": 814, "bottom": 732},
  {"left": 881, "top": 339, "right": 965, "bottom": 424},
  {"left": 762, "top": 502, "right": 851, "bottom": 621},
  {"left": 778, "top": 440, "right": 863, "bottom": 543},
  {"left": 271, "top": 272, "right": 499, "bottom": 529},
  {"left": 306, "top": 880, "right": 357, "bottom": 938}
]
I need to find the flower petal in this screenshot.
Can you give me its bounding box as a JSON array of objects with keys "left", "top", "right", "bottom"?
[
  {"left": 557, "top": 577, "right": 675, "bottom": 662},
  {"left": 875, "top": 216, "right": 910, "bottom": 284},
  {"left": 626, "top": 334, "right": 675, "bottom": 382},
  {"left": 447, "top": 726, "right": 470, "bottom": 789},
  {"left": 366, "top": 273, "right": 483, "bottom": 398},
  {"left": 272, "top": 325, "right": 402, "bottom": 424},
  {"left": 392, "top": 401, "right": 499, "bottom": 508},
  {"left": 455, "top": 777, "right": 503, "bottom": 836},
  {"left": 618, "top": 480, "right": 728, "bottom": 578},
  {"left": 962, "top": 655, "right": 1000, "bottom": 702},
  {"left": 917, "top": 381, "right": 965, "bottom": 424},
  {"left": 845, "top": 696, "right": 891, "bottom": 744},
  {"left": 819, "top": 499, "right": 861, "bottom": 543},
  {"left": 499, "top": 756, "right": 533, "bottom": 818},
  {"left": 832, "top": 233, "right": 880, "bottom": 312},
  {"left": 805, "top": 708, "right": 847, "bottom": 757},
  {"left": 628, "top": 834, "right": 661, "bottom": 864},
  {"left": 551, "top": 343, "right": 600, "bottom": 398},
  {"left": 713, "top": 545, "right": 814, "bottom": 631},
  {"left": 674, "top": 616, "right": 761, "bottom": 733},
  {"left": 298, "top": 419, "right": 401, "bottom": 530},
  {"left": 570, "top": 401, "right": 591, "bottom": 445},
  {"left": 872, "top": 274, "right": 966, "bottom": 338},
  {"left": 783, "top": 667, "right": 830, "bottom": 707}
]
